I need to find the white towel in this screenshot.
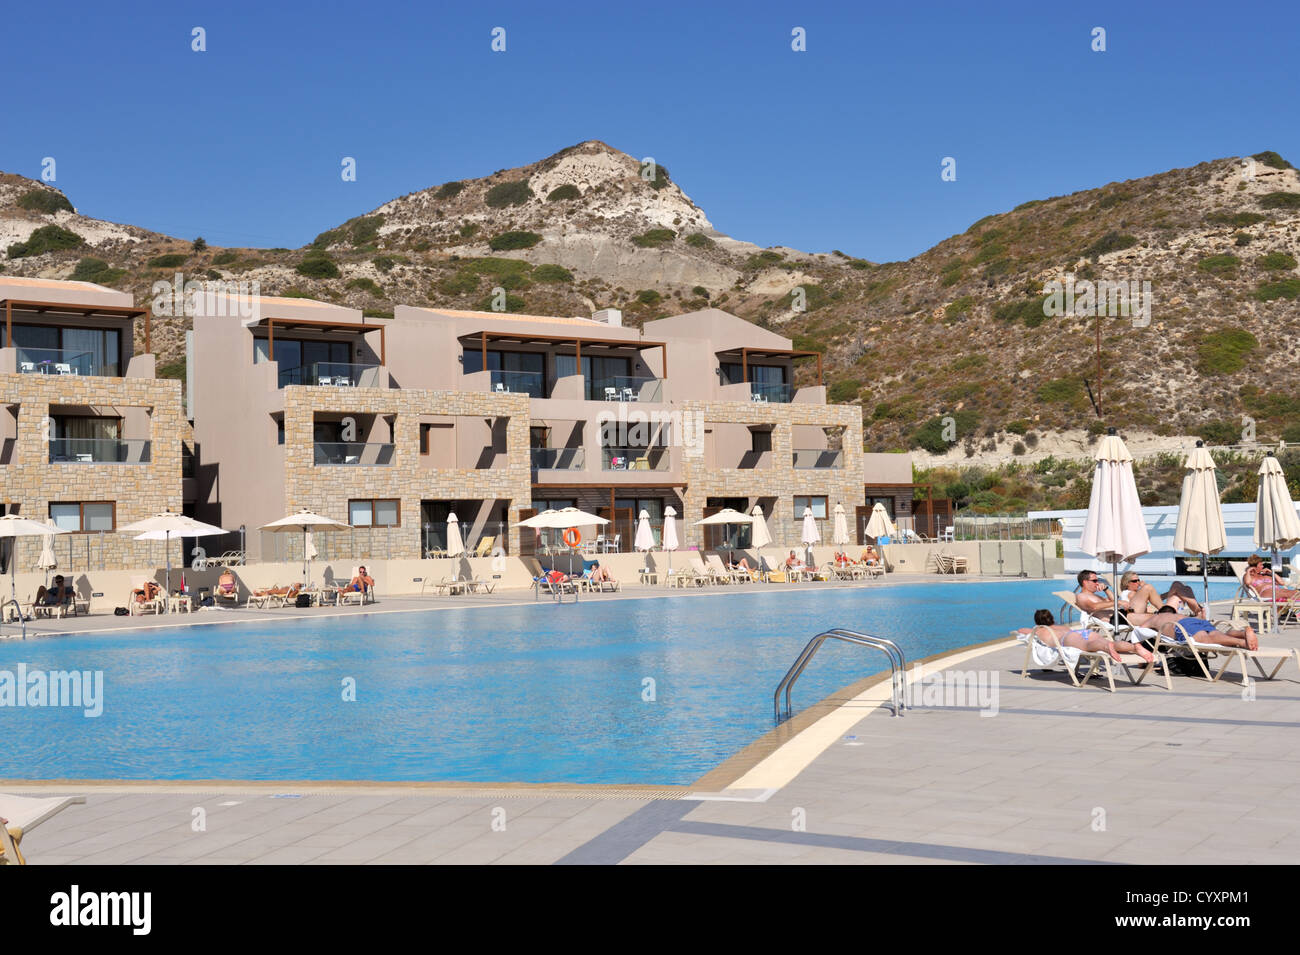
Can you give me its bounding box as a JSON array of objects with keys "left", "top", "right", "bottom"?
[{"left": 1016, "top": 631, "right": 1082, "bottom": 668}]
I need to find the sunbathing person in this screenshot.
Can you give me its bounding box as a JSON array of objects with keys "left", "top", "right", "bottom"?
[
  {"left": 217, "top": 570, "right": 237, "bottom": 597},
  {"left": 1018, "top": 609, "right": 1154, "bottom": 663},
  {"left": 590, "top": 564, "right": 615, "bottom": 584},
  {"left": 784, "top": 550, "right": 805, "bottom": 571},
  {"left": 338, "top": 566, "right": 375, "bottom": 594},
  {"left": 1245, "top": 554, "right": 1298, "bottom": 601},
  {"left": 1158, "top": 616, "right": 1259, "bottom": 651},
  {"left": 35, "top": 575, "right": 72, "bottom": 607},
  {"left": 861, "top": 546, "right": 880, "bottom": 566},
  {"left": 730, "top": 556, "right": 754, "bottom": 572},
  {"left": 131, "top": 580, "right": 162, "bottom": 605}
]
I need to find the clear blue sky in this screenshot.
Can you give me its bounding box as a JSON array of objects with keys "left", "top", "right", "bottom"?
[{"left": 4, "top": 0, "right": 1296, "bottom": 260}]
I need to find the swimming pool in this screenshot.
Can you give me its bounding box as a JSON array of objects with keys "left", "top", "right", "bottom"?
[{"left": 0, "top": 579, "right": 1242, "bottom": 785}]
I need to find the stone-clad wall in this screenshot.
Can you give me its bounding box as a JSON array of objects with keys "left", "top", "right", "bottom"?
[
  {"left": 281, "top": 387, "right": 532, "bottom": 556},
  {"left": 0, "top": 373, "right": 185, "bottom": 570},
  {"left": 679, "top": 400, "right": 864, "bottom": 548}
]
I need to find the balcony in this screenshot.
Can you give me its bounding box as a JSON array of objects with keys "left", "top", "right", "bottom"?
[
  {"left": 49, "top": 438, "right": 151, "bottom": 464},
  {"left": 313, "top": 442, "right": 395, "bottom": 466},
  {"left": 592, "top": 376, "right": 663, "bottom": 403},
  {"left": 531, "top": 447, "right": 585, "bottom": 471},
  {"left": 484, "top": 369, "right": 545, "bottom": 397},
  {"left": 17, "top": 347, "right": 95, "bottom": 377},
  {"left": 280, "top": 362, "right": 384, "bottom": 388},
  {"left": 793, "top": 448, "right": 844, "bottom": 469},
  {"left": 603, "top": 445, "right": 670, "bottom": 471},
  {"left": 749, "top": 382, "right": 794, "bottom": 404}
]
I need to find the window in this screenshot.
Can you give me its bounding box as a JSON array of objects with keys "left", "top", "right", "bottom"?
[
  {"left": 793, "top": 496, "right": 827, "bottom": 520},
  {"left": 464, "top": 349, "right": 545, "bottom": 396},
  {"left": 720, "top": 362, "right": 786, "bottom": 386},
  {"left": 420, "top": 424, "right": 433, "bottom": 455},
  {"left": 14, "top": 324, "right": 121, "bottom": 376},
  {"left": 50, "top": 502, "right": 115, "bottom": 532},
  {"left": 750, "top": 428, "right": 772, "bottom": 453},
  {"left": 867, "top": 496, "right": 896, "bottom": 518},
  {"left": 255, "top": 338, "right": 351, "bottom": 371},
  {"left": 349, "top": 499, "right": 399, "bottom": 527}
]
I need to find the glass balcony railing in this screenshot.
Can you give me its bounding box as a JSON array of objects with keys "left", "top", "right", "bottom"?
[
  {"left": 313, "top": 442, "right": 395, "bottom": 466},
  {"left": 279, "top": 362, "right": 382, "bottom": 388},
  {"left": 602, "top": 446, "right": 670, "bottom": 471},
  {"left": 592, "top": 376, "right": 663, "bottom": 402},
  {"left": 531, "top": 447, "right": 585, "bottom": 470},
  {"left": 749, "top": 382, "right": 793, "bottom": 404},
  {"left": 17, "top": 348, "right": 95, "bottom": 376},
  {"left": 793, "top": 448, "right": 844, "bottom": 469},
  {"left": 486, "top": 369, "right": 544, "bottom": 397},
  {"left": 49, "top": 438, "right": 151, "bottom": 464}
]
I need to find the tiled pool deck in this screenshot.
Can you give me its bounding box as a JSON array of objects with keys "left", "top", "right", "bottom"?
[{"left": 7, "top": 578, "right": 1300, "bottom": 864}]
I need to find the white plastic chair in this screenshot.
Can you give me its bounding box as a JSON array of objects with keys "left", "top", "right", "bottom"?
[{"left": 604, "top": 387, "right": 618, "bottom": 401}]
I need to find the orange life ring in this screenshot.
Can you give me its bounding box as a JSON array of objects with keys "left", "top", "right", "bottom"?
[{"left": 562, "top": 527, "right": 581, "bottom": 547}]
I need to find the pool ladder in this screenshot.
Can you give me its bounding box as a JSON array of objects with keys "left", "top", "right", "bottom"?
[
  {"left": 773, "top": 630, "right": 907, "bottom": 722},
  {"left": 0, "top": 597, "right": 26, "bottom": 640}
]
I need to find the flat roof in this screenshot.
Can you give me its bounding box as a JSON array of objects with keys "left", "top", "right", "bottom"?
[
  {"left": 422, "top": 307, "right": 605, "bottom": 328},
  {"left": 243, "top": 316, "right": 386, "bottom": 334},
  {"left": 0, "top": 298, "right": 146, "bottom": 319}
]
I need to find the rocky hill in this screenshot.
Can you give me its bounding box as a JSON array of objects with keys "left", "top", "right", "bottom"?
[{"left": 2, "top": 142, "right": 1298, "bottom": 457}]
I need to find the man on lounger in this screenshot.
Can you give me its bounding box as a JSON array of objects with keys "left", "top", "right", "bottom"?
[
  {"left": 1075, "top": 570, "right": 1183, "bottom": 630},
  {"left": 35, "top": 575, "right": 72, "bottom": 608},
  {"left": 339, "top": 567, "right": 374, "bottom": 595}
]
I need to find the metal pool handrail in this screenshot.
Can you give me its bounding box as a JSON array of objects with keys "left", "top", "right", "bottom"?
[
  {"left": 773, "top": 629, "right": 907, "bottom": 722},
  {"left": 1, "top": 597, "right": 25, "bottom": 640}
]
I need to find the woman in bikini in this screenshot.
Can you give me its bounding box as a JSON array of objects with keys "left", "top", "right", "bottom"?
[
  {"left": 1018, "top": 609, "right": 1154, "bottom": 663},
  {"left": 1245, "top": 554, "right": 1298, "bottom": 601}
]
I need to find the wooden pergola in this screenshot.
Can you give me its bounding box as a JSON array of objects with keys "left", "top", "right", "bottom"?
[
  {"left": 2, "top": 299, "right": 151, "bottom": 354},
  {"left": 529, "top": 481, "right": 688, "bottom": 518},
  {"left": 716, "top": 346, "right": 823, "bottom": 385},
  {"left": 461, "top": 330, "right": 669, "bottom": 377},
  {"left": 250, "top": 316, "right": 387, "bottom": 364}
]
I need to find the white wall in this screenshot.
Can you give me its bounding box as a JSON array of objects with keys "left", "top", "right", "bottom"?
[{"left": 1030, "top": 503, "right": 1299, "bottom": 577}]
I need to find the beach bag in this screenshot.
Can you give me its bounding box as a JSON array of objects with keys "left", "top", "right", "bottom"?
[
  {"left": 295, "top": 593, "right": 312, "bottom": 608},
  {"left": 114, "top": 607, "right": 128, "bottom": 616}
]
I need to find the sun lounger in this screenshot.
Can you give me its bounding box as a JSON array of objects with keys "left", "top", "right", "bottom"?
[
  {"left": 1018, "top": 624, "right": 1166, "bottom": 692},
  {"left": 0, "top": 794, "right": 85, "bottom": 865},
  {"left": 129, "top": 577, "right": 164, "bottom": 615},
  {"left": 1155, "top": 619, "right": 1298, "bottom": 685},
  {"left": 474, "top": 536, "right": 495, "bottom": 558}
]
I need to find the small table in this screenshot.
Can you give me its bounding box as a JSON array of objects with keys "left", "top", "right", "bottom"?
[
  {"left": 638, "top": 568, "right": 659, "bottom": 585},
  {"left": 168, "top": 594, "right": 193, "bottom": 614},
  {"left": 1230, "top": 600, "right": 1275, "bottom": 634}
]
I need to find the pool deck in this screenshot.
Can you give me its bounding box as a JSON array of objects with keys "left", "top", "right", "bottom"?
[{"left": 9, "top": 582, "right": 1300, "bottom": 865}]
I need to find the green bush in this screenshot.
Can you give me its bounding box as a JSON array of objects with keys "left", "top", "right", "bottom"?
[
  {"left": 70, "top": 257, "right": 108, "bottom": 280},
  {"left": 1083, "top": 232, "right": 1138, "bottom": 259},
  {"left": 1258, "top": 252, "right": 1297, "bottom": 271},
  {"left": 1258, "top": 192, "right": 1300, "bottom": 210},
  {"left": 912, "top": 410, "right": 979, "bottom": 453},
  {"left": 648, "top": 163, "right": 671, "bottom": 190},
  {"left": 461, "top": 257, "right": 532, "bottom": 277},
  {"left": 438, "top": 271, "right": 479, "bottom": 295},
  {"left": 6, "top": 224, "right": 84, "bottom": 258},
  {"left": 848, "top": 259, "right": 873, "bottom": 270},
  {"left": 789, "top": 284, "right": 830, "bottom": 312},
  {"left": 192, "top": 237, "right": 207, "bottom": 252},
  {"left": 533, "top": 264, "right": 573, "bottom": 283},
  {"left": 691, "top": 285, "right": 709, "bottom": 298},
  {"left": 435, "top": 181, "right": 464, "bottom": 200},
  {"left": 1234, "top": 232, "right": 1253, "bottom": 246},
  {"left": 1253, "top": 151, "right": 1293, "bottom": 170},
  {"left": 372, "top": 254, "right": 408, "bottom": 272},
  {"left": 973, "top": 241, "right": 1006, "bottom": 264},
  {"left": 1200, "top": 419, "right": 1242, "bottom": 445},
  {"left": 546, "top": 184, "right": 581, "bottom": 202},
  {"left": 148, "top": 253, "right": 188, "bottom": 268},
  {"left": 295, "top": 253, "right": 339, "bottom": 279},
  {"left": 348, "top": 215, "right": 383, "bottom": 245},
  {"left": 17, "top": 189, "right": 73, "bottom": 215},
  {"left": 499, "top": 272, "right": 531, "bottom": 290},
  {"left": 685, "top": 232, "right": 714, "bottom": 249},
  {"left": 1197, "top": 253, "right": 1240, "bottom": 275},
  {"left": 212, "top": 250, "right": 239, "bottom": 265},
  {"left": 635, "top": 289, "right": 661, "bottom": 305},
  {"left": 744, "top": 250, "right": 784, "bottom": 269},
  {"left": 950, "top": 354, "right": 986, "bottom": 371},
  {"left": 1036, "top": 377, "right": 1083, "bottom": 404},
  {"left": 346, "top": 277, "right": 383, "bottom": 295},
  {"left": 632, "top": 229, "right": 676, "bottom": 248},
  {"left": 157, "top": 359, "right": 186, "bottom": 381},
  {"left": 310, "top": 228, "right": 342, "bottom": 249},
  {"left": 993, "top": 296, "right": 1048, "bottom": 328},
  {"left": 488, "top": 231, "right": 542, "bottom": 251},
  {"left": 790, "top": 334, "right": 826, "bottom": 354},
  {"left": 1196, "top": 328, "right": 1258, "bottom": 374},
  {"left": 1255, "top": 278, "right": 1300, "bottom": 301},
  {"left": 827, "top": 379, "right": 862, "bottom": 403},
  {"left": 1207, "top": 211, "right": 1266, "bottom": 228},
  {"left": 944, "top": 296, "right": 975, "bottom": 322},
  {"left": 484, "top": 180, "right": 534, "bottom": 208},
  {"left": 459, "top": 223, "right": 479, "bottom": 238},
  {"left": 1005, "top": 420, "right": 1029, "bottom": 435},
  {"left": 1011, "top": 441, "right": 1027, "bottom": 456}
]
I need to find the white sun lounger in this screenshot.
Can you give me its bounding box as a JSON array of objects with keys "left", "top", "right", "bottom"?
[{"left": 0, "top": 794, "right": 85, "bottom": 865}]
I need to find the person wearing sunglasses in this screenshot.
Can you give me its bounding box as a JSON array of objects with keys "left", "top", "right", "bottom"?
[{"left": 1075, "top": 570, "right": 1183, "bottom": 630}]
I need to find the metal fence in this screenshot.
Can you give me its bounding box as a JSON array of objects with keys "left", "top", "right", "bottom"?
[{"left": 952, "top": 511, "right": 1061, "bottom": 541}]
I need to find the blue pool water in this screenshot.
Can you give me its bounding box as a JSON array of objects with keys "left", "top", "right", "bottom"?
[{"left": 0, "top": 579, "right": 1242, "bottom": 784}]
